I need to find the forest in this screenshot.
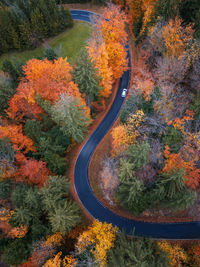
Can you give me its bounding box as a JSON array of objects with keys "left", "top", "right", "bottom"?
[{"left": 0, "top": 0, "right": 200, "bottom": 266}]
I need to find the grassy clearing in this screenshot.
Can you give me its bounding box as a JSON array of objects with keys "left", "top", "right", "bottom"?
[{"left": 0, "top": 21, "right": 91, "bottom": 69}]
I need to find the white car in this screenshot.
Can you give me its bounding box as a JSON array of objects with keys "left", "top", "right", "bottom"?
[{"left": 121, "top": 88, "right": 127, "bottom": 97}]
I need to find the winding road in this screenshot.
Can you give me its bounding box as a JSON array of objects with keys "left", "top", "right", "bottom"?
[{"left": 71, "top": 9, "right": 200, "bottom": 240}]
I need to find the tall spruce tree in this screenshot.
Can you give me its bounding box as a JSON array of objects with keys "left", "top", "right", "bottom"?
[
  {"left": 51, "top": 94, "right": 92, "bottom": 142},
  {"left": 73, "top": 49, "right": 102, "bottom": 107}
]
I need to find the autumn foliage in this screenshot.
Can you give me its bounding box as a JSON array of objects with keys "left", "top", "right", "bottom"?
[
  {"left": 0, "top": 124, "right": 35, "bottom": 154},
  {"left": 44, "top": 252, "right": 77, "bottom": 267},
  {"left": 162, "top": 145, "right": 200, "bottom": 190},
  {"left": 7, "top": 57, "right": 89, "bottom": 121},
  {"left": 16, "top": 157, "right": 50, "bottom": 187},
  {"left": 0, "top": 208, "right": 27, "bottom": 239},
  {"left": 111, "top": 110, "right": 145, "bottom": 156},
  {"left": 88, "top": 3, "right": 128, "bottom": 98},
  {"left": 76, "top": 220, "right": 118, "bottom": 266},
  {"left": 158, "top": 241, "right": 187, "bottom": 267}
]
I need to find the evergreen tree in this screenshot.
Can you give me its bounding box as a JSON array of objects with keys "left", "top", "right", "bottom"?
[
  {"left": 59, "top": 6, "right": 73, "bottom": 30},
  {"left": 149, "top": 169, "right": 197, "bottom": 211},
  {"left": 51, "top": 94, "right": 92, "bottom": 142},
  {"left": 128, "top": 141, "right": 150, "bottom": 170},
  {"left": 43, "top": 47, "right": 58, "bottom": 61},
  {"left": 0, "top": 74, "right": 16, "bottom": 117},
  {"left": 0, "top": 138, "right": 15, "bottom": 178},
  {"left": 134, "top": 11, "right": 144, "bottom": 38},
  {"left": 10, "top": 207, "right": 32, "bottom": 227},
  {"left": 154, "top": 0, "right": 180, "bottom": 21},
  {"left": 24, "top": 187, "right": 42, "bottom": 211},
  {"left": 42, "top": 150, "right": 67, "bottom": 175},
  {"left": 107, "top": 231, "right": 169, "bottom": 267},
  {"left": 18, "top": 21, "right": 31, "bottom": 49},
  {"left": 74, "top": 49, "right": 102, "bottom": 106},
  {"left": 117, "top": 176, "right": 147, "bottom": 215},
  {"left": 24, "top": 119, "right": 44, "bottom": 144},
  {"left": 48, "top": 200, "right": 81, "bottom": 235},
  {"left": 0, "top": 9, "right": 12, "bottom": 53},
  {"left": 2, "top": 58, "right": 24, "bottom": 87},
  {"left": 2, "top": 238, "right": 30, "bottom": 266},
  {"left": 0, "top": 179, "right": 11, "bottom": 200},
  {"left": 0, "top": 0, "right": 73, "bottom": 53},
  {"left": 38, "top": 0, "right": 51, "bottom": 37},
  {"left": 10, "top": 184, "right": 30, "bottom": 208},
  {"left": 118, "top": 159, "right": 135, "bottom": 183},
  {"left": 40, "top": 175, "right": 71, "bottom": 212},
  {"left": 30, "top": 7, "right": 46, "bottom": 40}
]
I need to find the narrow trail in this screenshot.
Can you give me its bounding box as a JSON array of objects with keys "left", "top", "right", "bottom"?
[{"left": 71, "top": 9, "right": 200, "bottom": 240}]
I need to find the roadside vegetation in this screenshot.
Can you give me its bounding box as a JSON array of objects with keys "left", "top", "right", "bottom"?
[{"left": 0, "top": 0, "right": 200, "bottom": 266}]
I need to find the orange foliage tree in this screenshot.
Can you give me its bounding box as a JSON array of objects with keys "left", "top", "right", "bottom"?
[
  {"left": 158, "top": 241, "right": 187, "bottom": 267},
  {"left": 149, "top": 17, "right": 194, "bottom": 59},
  {"left": 188, "top": 242, "right": 200, "bottom": 266},
  {"left": 131, "top": 48, "right": 155, "bottom": 99},
  {"left": 15, "top": 156, "right": 50, "bottom": 187},
  {"left": 111, "top": 110, "right": 145, "bottom": 156},
  {"left": 45, "top": 232, "right": 64, "bottom": 247},
  {"left": 0, "top": 208, "right": 27, "bottom": 239},
  {"left": 88, "top": 3, "right": 128, "bottom": 98},
  {"left": 88, "top": 40, "right": 113, "bottom": 98},
  {"left": 44, "top": 252, "right": 77, "bottom": 267},
  {"left": 161, "top": 17, "right": 194, "bottom": 58},
  {"left": 163, "top": 145, "right": 200, "bottom": 190},
  {"left": 0, "top": 124, "right": 35, "bottom": 154},
  {"left": 7, "top": 58, "right": 88, "bottom": 121},
  {"left": 75, "top": 220, "right": 118, "bottom": 267}
]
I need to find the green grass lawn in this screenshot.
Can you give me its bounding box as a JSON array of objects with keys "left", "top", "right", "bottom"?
[{"left": 0, "top": 21, "right": 91, "bottom": 69}]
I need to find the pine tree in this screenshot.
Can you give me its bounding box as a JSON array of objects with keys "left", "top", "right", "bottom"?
[
  {"left": 74, "top": 49, "right": 102, "bottom": 107},
  {"left": 48, "top": 201, "right": 81, "bottom": 235},
  {"left": 24, "top": 119, "right": 44, "bottom": 144},
  {"left": 59, "top": 6, "right": 73, "bottom": 31},
  {"left": 154, "top": 0, "right": 180, "bottom": 21},
  {"left": 40, "top": 175, "right": 71, "bottom": 212},
  {"left": 150, "top": 169, "right": 197, "bottom": 211},
  {"left": 38, "top": 0, "right": 51, "bottom": 37},
  {"left": 117, "top": 176, "right": 146, "bottom": 215},
  {"left": 51, "top": 94, "right": 92, "bottom": 143},
  {"left": 18, "top": 21, "right": 31, "bottom": 49},
  {"left": 107, "top": 231, "right": 170, "bottom": 267},
  {"left": 118, "top": 159, "right": 135, "bottom": 183},
  {"left": 30, "top": 7, "right": 46, "bottom": 40},
  {"left": 10, "top": 207, "right": 32, "bottom": 227},
  {"left": 0, "top": 74, "right": 16, "bottom": 117},
  {"left": 128, "top": 141, "right": 150, "bottom": 170}
]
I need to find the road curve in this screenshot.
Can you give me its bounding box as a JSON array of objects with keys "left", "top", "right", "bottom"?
[{"left": 71, "top": 9, "right": 200, "bottom": 240}]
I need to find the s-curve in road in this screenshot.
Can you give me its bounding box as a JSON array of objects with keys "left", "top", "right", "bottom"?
[{"left": 71, "top": 9, "right": 200, "bottom": 240}]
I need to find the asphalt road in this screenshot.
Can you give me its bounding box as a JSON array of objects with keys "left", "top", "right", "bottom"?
[{"left": 71, "top": 9, "right": 200, "bottom": 239}]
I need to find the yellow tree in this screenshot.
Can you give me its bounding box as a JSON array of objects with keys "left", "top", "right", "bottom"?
[
  {"left": 158, "top": 241, "right": 187, "bottom": 267},
  {"left": 111, "top": 110, "right": 145, "bottom": 156},
  {"left": 161, "top": 17, "right": 194, "bottom": 58},
  {"left": 88, "top": 41, "right": 113, "bottom": 98},
  {"left": 141, "top": 0, "right": 158, "bottom": 33},
  {"left": 76, "top": 220, "right": 118, "bottom": 266}
]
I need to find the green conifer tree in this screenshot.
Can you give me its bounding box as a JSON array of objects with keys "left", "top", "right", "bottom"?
[{"left": 74, "top": 49, "right": 102, "bottom": 107}]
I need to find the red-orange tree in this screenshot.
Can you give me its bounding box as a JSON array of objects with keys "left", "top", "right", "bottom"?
[
  {"left": 88, "top": 3, "right": 128, "bottom": 99},
  {"left": 7, "top": 58, "right": 89, "bottom": 121}
]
